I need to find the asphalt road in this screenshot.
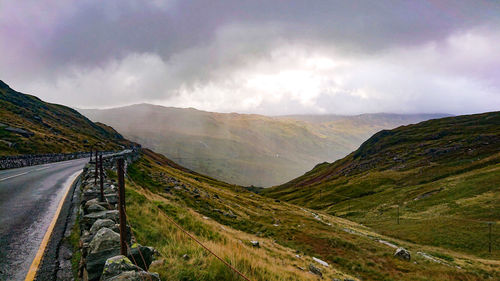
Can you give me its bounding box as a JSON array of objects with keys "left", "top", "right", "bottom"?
[{"left": 0, "top": 158, "right": 88, "bottom": 281}]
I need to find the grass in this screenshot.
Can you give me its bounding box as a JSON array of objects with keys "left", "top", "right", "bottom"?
[
  {"left": 68, "top": 213, "right": 82, "bottom": 279},
  {"left": 0, "top": 80, "right": 133, "bottom": 156},
  {"left": 264, "top": 111, "right": 500, "bottom": 259},
  {"left": 121, "top": 149, "right": 499, "bottom": 281}
]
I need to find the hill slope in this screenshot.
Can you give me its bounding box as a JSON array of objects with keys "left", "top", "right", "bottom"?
[
  {"left": 114, "top": 148, "right": 499, "bottom": 280},
  {"left": 0, "top": 80, "right": 133, "bottom": 156},
  {"left": 263, "top": 112, "right": 500, "bottom": 258},
  {"left": 80, "top": 104, "right": 444, "bottom": 186}
]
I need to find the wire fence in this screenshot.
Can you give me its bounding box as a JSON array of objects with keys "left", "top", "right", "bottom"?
[
  {"left": 313, "top": 190, "right": 498, "bottom": 255},
  {"left": 124, "top": 173, "right": 254, "bottom": 281}
]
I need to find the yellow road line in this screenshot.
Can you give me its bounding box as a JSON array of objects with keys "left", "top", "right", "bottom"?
[{"left": 24, "top": 170, "right": 82, "bottom": 281}]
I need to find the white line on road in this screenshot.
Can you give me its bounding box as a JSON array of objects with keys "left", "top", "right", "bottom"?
[{"left": 0, "top": 171, "right": 29, "bottom": 182}]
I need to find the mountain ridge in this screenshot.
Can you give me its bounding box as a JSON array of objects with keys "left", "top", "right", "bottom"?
[{"left": 79, "top": 104, "right": 447, "bottom": 186}]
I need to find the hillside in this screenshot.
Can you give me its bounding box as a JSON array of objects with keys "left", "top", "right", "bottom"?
[
  {"left": 263, "top": 112, "right": 500, "bottom": 258},
  {"left": 0, "top": 80, "right": 133, "bottom": 156},
  {"left": 80, "top": 104, "right": 444, "bottom": 186},
  {"left": 110, "top": 148, "right": 499, "bottom": 280}
]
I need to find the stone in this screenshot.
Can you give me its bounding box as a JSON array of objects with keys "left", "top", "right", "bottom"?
[
  {"left": 105, "top": 271, "right": 160, "bottom": 281},
  {"left": 250, "top": 241, "right": 260, "bottom": 248},
  {"left": 101, "top": 255, "right": 141, "bottom": 280},
  {"left": 313, "top": 257, "right": 329, "bottom": 267},
  {"left": 128, "top": 244, "right": 155, "bottom": 270},
  {"left": 82, "top": 210, "right": 119, "bottom": 229},
  {"left": 90, "top": 219, "right": 115, "bottom": 235},
  {"left": 86, "top": 248, "right": 121, "bottom": 281},
  {"left": 394, "top": 247, "right": 411, "bottom": 261},
  {"left": 105, "top": 194, "right": 119, "bottom": 204},
  {"left": 87, "top": 203, "right": 107, "bottom": 213},
  {"left": 182, "top": 254, "right": 190, "bottom": 260},
  {"left": 89, "top": 228, "right": 120, "bottom": 254},
  {"left": 308, "top": 263, "right": 322, "bottom": 277}
]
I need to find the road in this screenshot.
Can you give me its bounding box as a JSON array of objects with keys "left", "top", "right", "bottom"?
[{"left": 0, "top": 158, "right": 88, "bottom": 281}]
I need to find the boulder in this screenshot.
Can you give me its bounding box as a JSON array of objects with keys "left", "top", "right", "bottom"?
[
  {"left": 89, "top": 228, "right": 120, "bottom": 254},
  {"left": 105, "top": 194, "right": 119, "bottom": 205},
  {"left": 86, "top": 249, "right": 121, "bottom": 281},
  {"left": 308, "top": 263, "right": 322, "bottom": 277},
  {"left": 88, "top": 203, "right": 107, "bottom": 213},
  {"left": 250, "top": 241, "right": 260, "bottom": 248},
  {"left": 104, "top": 271, "right": 160, "bottom": 281},
  {"left": 82, "top": 210, "right": 119, "bottom": 229},
  {"left": 101, "top": 255, "right": 141, "bottom": 280},
  {"left": 128, "top": 244, "right": 155, "bottom": 270},
  {"left": 394, "top": 247, "right": 411, "bottom": 261},
  {"left": 90, "top": 219, "right": 115, "bottom": 235}
]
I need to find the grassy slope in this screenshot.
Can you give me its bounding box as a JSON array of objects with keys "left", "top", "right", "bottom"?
[
  {"left": 123, "top": 149, "right": 498, "bottom": 281},
  {"left": 80, "top": 104, "right": 443, "bottom": 186},
  {"left": 0, "top": 80, "right": 133, "bottom": 156},
  {"left": 263, "top": 112, "right": 500, "bottom": 258}
]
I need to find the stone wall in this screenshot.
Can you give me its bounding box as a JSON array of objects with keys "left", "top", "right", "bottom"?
[
  {"left": 74, "top": 151, "right": 160, "bottom": 281},
  {"left": 0, "top": 152, "right": 93, "bottom": 170}
]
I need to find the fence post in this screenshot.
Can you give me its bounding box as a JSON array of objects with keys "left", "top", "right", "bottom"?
[
  {"left": 99, "top": 154, "right": 104, "bottom": 202},
  {"left": 489, "top": 222, "right": 492, "bottom": 254},
  {"left": 117, "top": 158, "right": 127, "bottom": 256},
  {"left": 397, "top": 205, "right": 400, "bottom": 225},
  {"left": 94, "top": 151, "right": 98, "bottom": 185}
]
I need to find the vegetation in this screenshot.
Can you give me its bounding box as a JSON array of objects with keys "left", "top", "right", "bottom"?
[
  {"left": 0, "top": 80, "right": 134, "bottom": 156},
  {"left": 80, "top": 104, "right": 444, "bottom": 186},
  {"left": 123, "top": 149, "right": 499, "bottom": 280},
  {"left": 263, "top": 111, "right": 500, "bottom": 258}
]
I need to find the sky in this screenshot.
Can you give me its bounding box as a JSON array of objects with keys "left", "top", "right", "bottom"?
[{"left": 1, "top": 0, "right": 499, "bottom": 115}]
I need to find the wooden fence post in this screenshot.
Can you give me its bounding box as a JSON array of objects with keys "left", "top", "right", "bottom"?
[
  {"left": 117, "top": 158, "right": 127, "bottom": 256},
  {"left": 99, "top": 154, "right": 104, "bottom": 202}
]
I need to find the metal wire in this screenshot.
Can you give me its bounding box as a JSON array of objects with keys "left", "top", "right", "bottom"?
[{"left": 125, "top": 174, "right": 253, "bottom": 281}]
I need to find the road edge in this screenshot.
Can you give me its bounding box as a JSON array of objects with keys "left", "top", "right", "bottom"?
[{"left": 26, "top": 170, "right": 83, "bottom": 281}]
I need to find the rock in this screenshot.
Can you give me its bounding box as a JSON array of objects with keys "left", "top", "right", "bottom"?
[
  {"left": 82, "top": 210, "right": 119, "bottom": 229},
  {"left": 83, "top": 190, "right": 100, "bottom": 202},
  {"left": 85, "top": 198, "right": 108, "bottom": 209},
  {"left": 250, "top": 241, "right": 260, "bottom": 248},
  {"left": 89, "top": 228, "right": 120, "bottom": 254},
  {"left": 182, "top": 254, "right": 190, "bottom": 260},
  {"left": 308, "top": 263, "right": 322, "bottom": 277},
  {"left": 150, "top": 259, "right": 164, "bottom": 268},
  {"left": 90, "top": 219, "right": 115, "bottom": 235},
  {"left": 128, "top": 244, "right": 155, "bottom": 270},
  {"left": 87, "top": 203, "right": 107, "bottom": 213},
  {"left": 104, "top": 271, "right": 160, "bottom": 281},
  {"left": 394, "top": 247, "right": 411, "bottom": 261},
  {"left": 101, "top": 255, "right": 141, "bottom": 280},
  {"left": 105, "top": 194, "right": 119, "bottom": 204},
  {"left": 86, "top": 248, "right": 121, "bottom": 281},
  {"left": 313, "top": 257, "right": 329, "bottom": 267},
  {"left": 4, "top": 126, "right": 34, "bottom": 137}
]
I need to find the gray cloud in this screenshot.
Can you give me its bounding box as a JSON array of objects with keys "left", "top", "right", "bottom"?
[{"left": 0, "top": 0, "right": 499, "bottom": 114}]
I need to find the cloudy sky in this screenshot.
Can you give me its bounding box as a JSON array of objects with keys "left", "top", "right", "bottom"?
[{"left": 1, "top": 0, "right": 499, "bottom": 115}]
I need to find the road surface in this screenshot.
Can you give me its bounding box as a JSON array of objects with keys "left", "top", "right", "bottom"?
[{"left": 0, "top": 158, "right": 88, "bottom": 280}]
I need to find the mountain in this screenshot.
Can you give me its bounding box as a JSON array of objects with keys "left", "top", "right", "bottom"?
[
  {"left": 112, "top": 147, "right": 499, "bottom": 281},
  {"left": 79, "top": 104, "right": 445, "bottom": 186},
  {"left": 263, "top": 112, "right": 500, "bottom": 258},
  {"left": 0, "top": 80, "right": 133, "bottom": 156}
]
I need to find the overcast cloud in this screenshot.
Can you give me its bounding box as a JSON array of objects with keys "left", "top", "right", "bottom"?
[{"left": 1, "top": 0, "right": 499, "bottom": 115}]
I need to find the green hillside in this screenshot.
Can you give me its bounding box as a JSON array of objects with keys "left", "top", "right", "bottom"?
[
  {"left": 263, "top": 112, "right": 500, "bottom": 258},
  {"left": 114, "top": 148, "right": 499, "bottom": 281},
  {"left": 0, "top": 80, "right": 133, "bottom": 156},
  {"left": 80, "top": 104, "right": 444, "bottom": 186}
]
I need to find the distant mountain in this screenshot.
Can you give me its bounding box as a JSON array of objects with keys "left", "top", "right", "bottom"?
[
  {"left": 80, "top": 104, "right": 446, "bottom": 186},
  {"left": 263, "top": 111, "right": 500, "bottom": 257},
  {"left": 0, "top": 80, "right": 133, "bottom": 156}
]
